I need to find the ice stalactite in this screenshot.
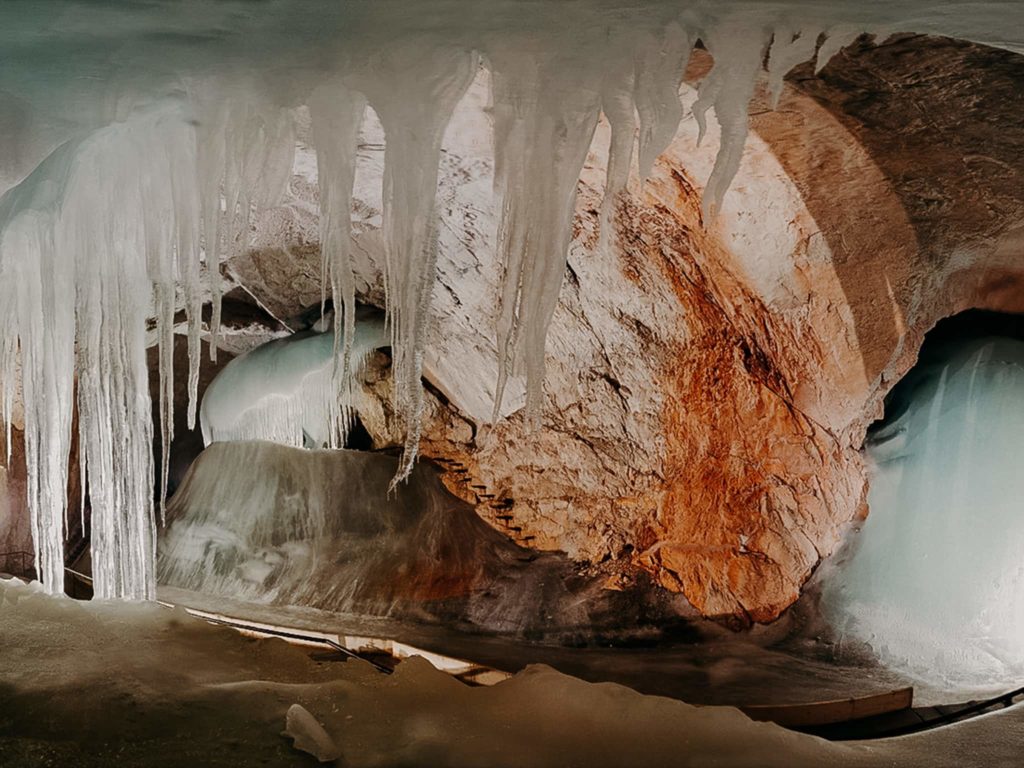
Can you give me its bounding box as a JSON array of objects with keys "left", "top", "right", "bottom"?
[
  {"left": 489, "top": 57, "right": 602, "bottom": 423},
  {"left": 0, "top": 91, "right": 295, "bottom": 597},
  {"left": 309, "top": 81, "right": 367, "bottom": 384},
  {"left": 693, "top": 23, "right": 771, "bottom": 219},
  {"left": 349, "top": 46, "right": 478, "bottom": 486},
  {"left": 634, "top": 22, "right": 695, "bottom": 183},
  {"left": 192, "top": 83, "right": 297, "bottom": 371},
  {"left": 0, "top": 142, "right": 77, "bottom": 595}
]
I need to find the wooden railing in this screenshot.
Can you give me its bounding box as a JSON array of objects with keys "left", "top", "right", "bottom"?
[{"left": 0, "top": 550, "right": 35, "bottom": 578}]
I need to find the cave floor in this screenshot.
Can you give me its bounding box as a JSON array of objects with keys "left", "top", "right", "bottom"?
[
  {"left": 160, "top": 586, "right": 991, "bottom": 709},
  {"left": 4, "top": 579, "right": 1024, "bottom": 767}
]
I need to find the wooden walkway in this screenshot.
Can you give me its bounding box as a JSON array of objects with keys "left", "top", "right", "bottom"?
[{"left": 61, "top": 568, "right": 1024, "bottom": 741}]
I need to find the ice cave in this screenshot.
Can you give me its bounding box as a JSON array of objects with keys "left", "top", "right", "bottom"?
[{"left": 2, "top": 1, "right": 1024, "bottom": 766}]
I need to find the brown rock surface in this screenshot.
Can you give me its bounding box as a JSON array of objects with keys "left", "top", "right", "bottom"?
[
  {"left": 6, "top": 34, "right": 1019, "bottom": 624},
  {"left": 214, "top": 35, "right": 1024, "bottom": 624}
]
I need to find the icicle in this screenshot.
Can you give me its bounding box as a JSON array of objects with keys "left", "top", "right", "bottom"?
[
  {"left": 488, "top": 48, "right": 602, "bottom": 425},
  {"left": 190, "top": 83, "right": 296, "bottom": 377},
  {"left": 816, "top": 25, "right": 863, "bottom": 73},
  {"left": 351, "top": 45, "right": 477, "bottom": 486},
  {"left": 598, "top": 67, "right": 637, "bottom": 253},
  {"left": 692, "top": 22, "right": 770, "bottom": 220},
  {"left": 633, "top": 21, "right": 694, "bottom": 182},
  {"left": 309, "top": 81, "right": 367, "bottom": 387},
  {"left": 66, "top": 108, "right": 194, "bottom": 600},
  {"left": 767, "top": 27, "right": 821, "bottom": 110},
  {"left": 0, "top": 142, "right": 78, "bottom": 595}
]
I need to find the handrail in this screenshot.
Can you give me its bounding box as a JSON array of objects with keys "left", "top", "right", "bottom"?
[
  {"left": 876, "top": 684, "right": 1024, "bottom": 738},
  {"left": 62, "top": 567, "right": 393, "bottom": 675},
  {"left": 194, "top": 613, "right": 394, "bottom": 675},
  {"left": 65, "top": 567, "right": 92, "bottom": 583}
]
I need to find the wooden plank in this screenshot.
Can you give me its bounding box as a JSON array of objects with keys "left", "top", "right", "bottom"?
[{"left": 740, "top": 687, "right": 914, "bottom": 728}]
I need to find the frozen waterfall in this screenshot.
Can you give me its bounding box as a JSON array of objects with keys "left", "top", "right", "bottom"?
[
  {"left": 823, "top": 333, "right": 1024, "bottom": 689},
  {"left": 1, "top": 1, "right": 1023, "bottom": 598}
]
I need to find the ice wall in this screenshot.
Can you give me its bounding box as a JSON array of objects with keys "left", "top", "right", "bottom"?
[
  {"left": 1, "top": 1, "right": 1023, "bottom": 598},
  {"left": 158, "top": 442, "right": 637, "bottom": 637},
  {"left": 823, "top": 336, "right": 1024, "bottom": 688}
]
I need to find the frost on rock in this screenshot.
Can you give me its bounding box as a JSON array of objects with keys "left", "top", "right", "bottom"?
[{"left": 3, "top": 0, "right": 1000, "bottom": 598}]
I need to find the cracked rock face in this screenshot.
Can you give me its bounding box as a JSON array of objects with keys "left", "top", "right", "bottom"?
[{"left": 165, "top": 35, "right": 1024, "bottom": 622}]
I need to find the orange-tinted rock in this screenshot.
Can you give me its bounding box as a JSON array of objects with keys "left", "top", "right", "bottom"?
[{"left": 211, "top": 35, "right": 1024, "bottom": 624}]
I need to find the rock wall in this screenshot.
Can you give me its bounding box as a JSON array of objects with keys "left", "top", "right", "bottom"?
[
  {"left": 221, "top": 34, "right": 1024, "bottom": 624},
  {"left": 3, "top": 34, "right": 1019, "bottom": 623}
]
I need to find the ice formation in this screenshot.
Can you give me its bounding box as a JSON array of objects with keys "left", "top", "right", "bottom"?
[
  {"left": 282, "top": 703, "right": 339, "bottom": 763},
  {"left": 158, "top": 442, "right": 635, "bottom": 637},
  {"left": 1, "top": 1, "right": 1022, "bottom": 598},
  {"left": 824, "top": 336, "right": 1024, "bottom": 688},
  {"left": 199, "top": 309, "right": 388, "bottom": 449}
]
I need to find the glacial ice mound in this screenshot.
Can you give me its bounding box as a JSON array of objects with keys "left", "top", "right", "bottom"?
[
  {"left": 2, "top": 0, "right": 1024, "bottom": 598},
  {"left": 200, "top": 308, "right": 388, "bottom": 449},
  {"left": 824, "top": 335, "right": 1024, "bottom": 688}
]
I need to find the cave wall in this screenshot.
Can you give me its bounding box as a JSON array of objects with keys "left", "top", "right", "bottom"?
[
  {"left": 223, "top": 35, "right": 1024, "bottom": 623},
  {"left": 2, "top": 34, "right": 1020, "bottom": 623},
  {"left": 0, "top": 424, "right": 31, "bottom": 574}
]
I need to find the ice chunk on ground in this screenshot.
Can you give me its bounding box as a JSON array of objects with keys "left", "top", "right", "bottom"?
[{"left": 283, "top": 703, "right": 339, "bottom": 763}]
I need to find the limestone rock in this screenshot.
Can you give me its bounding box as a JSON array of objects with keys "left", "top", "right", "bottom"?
[{"left": 207, "top": 36, "right": 1024, "bottom": 622}]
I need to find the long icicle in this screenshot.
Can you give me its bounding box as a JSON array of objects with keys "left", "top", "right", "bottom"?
[{"left": 353, "top": 45, "right": 477, "bottom": 486}]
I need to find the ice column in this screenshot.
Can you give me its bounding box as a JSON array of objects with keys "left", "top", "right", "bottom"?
[
  {"left": 824, "top": 337, "right": 1024, "bottom": 686},
  {"left": 0, "top": 92, "right": 295, "bottom": 597},
  {"left": 309, "top": 80, "right": 367, "bottom": 382}
]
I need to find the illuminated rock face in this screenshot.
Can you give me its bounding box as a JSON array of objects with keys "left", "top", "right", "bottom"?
[
  {"left": 2, "top": 33, "right": 1022, "bottom": 621},
  {"left": 223, "top": 36, "right": 1024, "bottom": 623}
]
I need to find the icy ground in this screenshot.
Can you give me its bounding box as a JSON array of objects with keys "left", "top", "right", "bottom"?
[{"left": 2, "top": 578, "right": 1024, "bottom": 767}]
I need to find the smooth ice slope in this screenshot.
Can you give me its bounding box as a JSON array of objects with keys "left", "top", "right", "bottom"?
[
  {"left": 199, "top": 310, "right": 388, "bottom": 449},
  {"left": 824, "top": 336, "right": 1024, "bottom": 688},
  {"left": 2, "top": 1, "right": 1024, "bottom": 597}
]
